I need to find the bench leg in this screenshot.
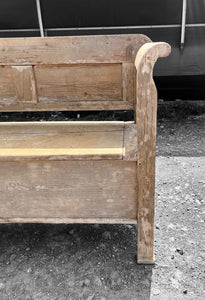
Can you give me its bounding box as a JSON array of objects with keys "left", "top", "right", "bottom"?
[
  {"left": 137, "top": 170, "right": 155, "bottom": 264},
  {"left": 134, "top": 41, "right": 171, "bottom": 264},
  {"left": 137, "top": 207, "right": 155, "bottom": 264},
  {"left": 136, "top": 154, "right": 156, "bottom": 264}
]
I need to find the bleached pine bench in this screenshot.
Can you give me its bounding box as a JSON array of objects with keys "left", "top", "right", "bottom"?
[{"left": 0, "top": 35, "right": 170, "bottom": 263}]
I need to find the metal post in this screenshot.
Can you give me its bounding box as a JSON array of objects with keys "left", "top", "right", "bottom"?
[
  {"left": 36, "top": 0, "right": 44, "bottom": 37},
  {"left": 180, "top": 0, "right": 187, "bottom": 53}
]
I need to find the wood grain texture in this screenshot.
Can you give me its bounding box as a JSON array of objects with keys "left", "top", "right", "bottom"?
[
  {"left": 0, "top": 160, "right": 137, "bottom": 219},
  {"left": 0, "top": 100, "right": 134, "bottom": 112},
  {"left": 0, "top": 35, "right": 152, "bottom": 111},
  {"left": 135, "top": 42, "right": 171, "bottom": 264},
  {"left": 0, "top": 121, "right": 137, "bottom": 161},
  {"left": 0, "top": 35, "right": 151, "bottom": 65},
  {"left": 122, "top": 63, "right": 135, "bottom": 104},
  {"left": 0, "top": 65, "right": 37, "bottom": 104},
  {"left": 0, "top": 36, "right": 171, "bottom": 264},
  {"left": 0, "top": 66, "right": 16, "bottom": 103},
  {"left": 12, "top": 66, "right": 37, "bottom": 103},
  {"left": 35, "top": 64, "right": 122, "bottom": 102},
  {"left": 0, "top": 121, "right": 123, "bottom": 161},
  {"left": 0, "top": 218, "right": 138, "bottom": 224},
  {"left": 123, "top": 122, "right": 137, "bottom": 161}
]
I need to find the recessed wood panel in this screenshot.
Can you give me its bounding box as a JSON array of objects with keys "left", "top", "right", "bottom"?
[
  {"left": 35, "top": 64, "right": 122, "bottom": 102},
  {"left": 0, "top": 160, "right": 137, "bottom": 219},
  {"left": 0, "top": 65, "right": 37, "bottom": 104},
  {"left": 0, "top": 66, "right": 16, "bottom": 103},
  {"left": 12, "top": 66, "right": 37, "bottom": 103}
]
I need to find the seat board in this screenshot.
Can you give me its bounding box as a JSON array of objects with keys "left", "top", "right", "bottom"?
[{"left": 0, "top": 121, "right": 137, "bottom": 161}]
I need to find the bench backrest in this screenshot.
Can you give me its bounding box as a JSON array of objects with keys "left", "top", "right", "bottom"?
[{"left": 0, "top": 34, "right": 151, "bottom": 112}]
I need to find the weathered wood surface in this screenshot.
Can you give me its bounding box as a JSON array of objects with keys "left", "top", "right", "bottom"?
[
  {"left": 0, "top": 34, "right": 151, "bottom": 111},
  {"left": 0, "top": 66, "right": 37, "bottom": 103},
  {"left": 123, "top": 122, "right": 137, "bottom": 161},
  {"left": 0, "top": 121, "right": 137, "bottom": 161},
  {"left": 122, "top": 63, "right": 135, "bottom": 104},
  {"left": 12, "top": 66, "right": 37, "bottom": 103},
  {"left": 0, "top": 63, "right": 134, "bottom": 110},
  {"left": 0, "top": 66, "right": 16, "bottom": 103},
  {"left": 0, "top": 100, "right": 134, "bottom": 112},
  {"left": 35, "top": 64, "right": 122, "bottom": 102},
  {"left": 0, "top": 36, "right": 171, "bottom": 265},
  {"left": 0, "top": 161, "right": 137, "bottom": 219},
  {"left": 0, "top": 63, "right": 135, "bottom": 111},
  {"left": 0, "top": 35, "right": 151, "bottom": 65},
  {"left": 135, "top": 42, "right": 171, "bottom": 264},
  {"left": 0, "top": 218, "right": 138, "bottom": 224}
]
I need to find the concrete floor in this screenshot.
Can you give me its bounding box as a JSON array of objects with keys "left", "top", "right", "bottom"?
[{"left": 0, "top": 101, "right": 204, "bottom": 299}]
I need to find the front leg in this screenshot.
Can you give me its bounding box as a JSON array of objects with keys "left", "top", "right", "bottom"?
[{"left": 135, "top": 42, "right": 171, "bottom": 264}]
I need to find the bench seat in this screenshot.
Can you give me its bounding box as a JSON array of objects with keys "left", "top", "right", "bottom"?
[{"left": 0, "top": 121, "right": 137, "bottom": 161}]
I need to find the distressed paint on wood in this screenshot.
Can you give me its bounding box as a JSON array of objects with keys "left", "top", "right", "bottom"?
[
  {"left": 135, "top": 42, "right": 171, "bottom": 264},
  {"left": 0, "top": 160, "right": 137, "bottom": 219}
]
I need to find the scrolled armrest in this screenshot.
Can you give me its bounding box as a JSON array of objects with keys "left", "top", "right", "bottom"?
[
  {"left": 135, "top": 41, "right": 171, "bottom": 163},
  {"left": 135, "top": 42, "right": 171, "bottom": 71}
]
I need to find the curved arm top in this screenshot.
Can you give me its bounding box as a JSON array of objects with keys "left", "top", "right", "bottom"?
[
  {"left": 134, "top": 41, "right": 171, "bottom": 162},
  {"left": 135, "top": 42, "right": 171, "bottom": 71}
]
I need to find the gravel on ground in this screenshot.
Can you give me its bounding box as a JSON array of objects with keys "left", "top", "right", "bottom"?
[{"left": 0, "top": 100, "right": 204, "bottom": 300}]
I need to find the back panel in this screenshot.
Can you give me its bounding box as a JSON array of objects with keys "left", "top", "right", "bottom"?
[{"left": 0, "top": 34, "right": 151, "bottom": 111}]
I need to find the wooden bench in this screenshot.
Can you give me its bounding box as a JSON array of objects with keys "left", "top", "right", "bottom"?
[{"left": 0, "top": 34, "right": 170, "bottom": 264}]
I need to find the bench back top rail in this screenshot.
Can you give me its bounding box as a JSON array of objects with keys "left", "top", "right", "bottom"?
[{"left": 0, "top": 34, "right": 151, "bottom": 112}]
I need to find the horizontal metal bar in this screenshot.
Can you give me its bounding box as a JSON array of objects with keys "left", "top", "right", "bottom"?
[
  {"left": 0, "top": 28, "right": 40, "bottom": 32},
  {"left": 186, "top": 23, "right": 205, "bottom": 27},
  {"left": 0, "top": 23, "right": 205, "bottom": 34},
  {"left": 47, "top": 25, "right": 182, "bottom": 30}
]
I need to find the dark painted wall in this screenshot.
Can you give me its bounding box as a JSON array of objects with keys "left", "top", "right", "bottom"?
[
  {"left": 1, "top": 0, "right": 204, "bottom": 28},
  {"left": 0, "top": 0, "right": 183, "bottom": 29},
  {"left": 0, "top": 0, "right": 205, "bottom": 78}
]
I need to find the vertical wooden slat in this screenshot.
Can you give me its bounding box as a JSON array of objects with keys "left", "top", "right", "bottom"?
[
  {"left": 12, "top": 66, "right": 37, "bottom": 103},
  {"left": 122, "top": 122, "right": 137, "bottom": 161},
  {"left": 122, "top": 63, "right": 135, "bottom": 104}
]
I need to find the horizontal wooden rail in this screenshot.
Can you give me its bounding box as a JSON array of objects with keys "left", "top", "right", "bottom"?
[{"left": 0, "top": 121, "right": 137, "bottom": 161}]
